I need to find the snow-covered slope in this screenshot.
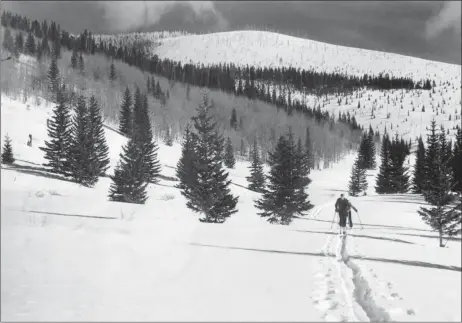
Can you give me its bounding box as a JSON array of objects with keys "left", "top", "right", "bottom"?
[
  {"left": 1, "top": 96, "right": 460, "bottom": 321},
  {"left": 152, "top": 30, "right": 460, "bottom": 81},
  {"left": 148, "top": 30, "right": 461, "bottom": 142}
]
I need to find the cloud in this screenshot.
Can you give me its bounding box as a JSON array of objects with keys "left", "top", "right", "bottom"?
[
  {"left": 425, "top": 1, "right": 461, "bottom": 39},
  {"left": 97, "top": 1, "right": 227, "bottom": 32}
]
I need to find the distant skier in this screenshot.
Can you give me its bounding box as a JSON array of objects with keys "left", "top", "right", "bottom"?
[
  {"left": 335, "top": 193, "right": 357, "bottom": 234},
  {"left": 27, "top": 134, "right": 32, "bottom": 147}
]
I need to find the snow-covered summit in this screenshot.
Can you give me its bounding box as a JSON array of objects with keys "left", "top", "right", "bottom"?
[{"left": 151, "top": 30, "right": 461, "bottom": 81}]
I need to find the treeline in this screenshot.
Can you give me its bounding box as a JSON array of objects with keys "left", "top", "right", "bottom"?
[
  {"left": 372, "top": 121, "right": 461, "bottom": 247},
  {"left": 415, "top": 123, "right": 461, "bottom": 247}
]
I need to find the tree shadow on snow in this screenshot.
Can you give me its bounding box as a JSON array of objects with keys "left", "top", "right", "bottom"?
[
  {"left": 2, "top": 164, "right": 76, "bottom": 184},
  {"left": 27, "top": 210, "right": 117, "bottom": 220},
  {"left": 293, "top": 229, "right": 416, "bottom": 245},
  {"left": 189, "top": 243, "right": 461, "bottom": 273},
  {"left": 294, "top": 216, "right": 434, "bottom": 233}
]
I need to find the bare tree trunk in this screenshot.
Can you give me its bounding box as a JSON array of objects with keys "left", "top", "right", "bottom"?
[{"left": 439, "top": 227, "right": 444, "bottom": 248}]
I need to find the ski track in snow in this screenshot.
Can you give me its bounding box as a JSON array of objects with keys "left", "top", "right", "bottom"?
[{"left": 313, "top": 229, "right": 415, "bottom": 322}]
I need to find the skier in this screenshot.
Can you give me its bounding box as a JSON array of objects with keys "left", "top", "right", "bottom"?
[
  {"left": 335, "top": 193, "right": 357, "bottom": 234},
  {"left": 27, "top": 134, "right": 32, "bottom": 147}
]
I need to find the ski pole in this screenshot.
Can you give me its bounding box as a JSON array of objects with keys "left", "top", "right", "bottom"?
[
  {"left": 330, "top": 212, "right": 337, "bottom": 229},
  {"left": 356, "top": 211, "right": 364, "bottom": 229}
]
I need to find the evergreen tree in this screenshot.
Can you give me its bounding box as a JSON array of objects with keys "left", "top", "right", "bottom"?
[
  {"left": 70, "top": 47, "right": 78, "bottom": 69},
  {"left": 423, "top": 120, "right": 440, "bottom": 193},
  {"left": 25, "top": 32, "right": 35, "bottom": 55},
  {"left": 418, "top": 135, "right": 459, "bottom": 247},
  {"left": 68, "top": 96, "right": 99, "bottom": 187},
  {"left": 375, "top": 133, "right": 392, "bottom": 193},
  {"left": 224, "top": 137, "right": 236, "bottom": 168},
  {"left": 412, "top": 136, "right": 426, "bottom": 193},
  {"left": 118, "top": 87, "right": 132, "bottom": 136},
  {"left": 367, "top": 125, "right": 377, "bottom": 169},
  {"left": 132, "top": 89, "right": 161, "bottom": 183},
  {"left": 88, "top": 96, "right": 110, "bottom": 175},
  {"left": 109, "top": 61, "right": 116, "bottom": 81},
  {"left": 39, "top": 90, "right": 71, "bottom": 175},
  {"left": 14, "top": 32, "right": 24, "bottom": 53},
  {"left": 2, "top": 28, "right": 15, "bottom": 52},
  {"left": 305, "top": 127, "right": 314, "bottom": 170},
  {"left": 1, "top": 135, "right": 15, "bottom": 164},
  {"left": 164, "top": 126, "right": 174, "bottom": 146},
  {"left": 47, "top": 51, "right": 60, "bottom": 102},
  {"left": 41, "top": 36, "right": 50, "bottom": 56},
  {"left": 389, "top": 135, "right": 410, "bottom": 193},
  {"left": 452, "top": 128, "right": 462, "bottom": 193},
  {"left": 176, "top": 124, "right": 198, "bottom": 196},
  {"left": 294, "top": 136, "right": 314, "bottom": 213},
  {"left": 78, "top": 52, "right": 85, "bottom": 75},
  {"left": 230, "top": 108, "right": 238, "bottom": 130},
  {"left": 255, "top": 131, "right": 312, "bottom": 225},
  {"left": 349, "top": 154, "right": 368, "bottom": 196},
  {"left": 183, "top": 95, "right": 238, "bottom": 223},
  {"left": 246, "top": 138, "right": 265, "bottom": 192},
  {"left": 108, "top": 137, "right": 148, "bottom": 204}
]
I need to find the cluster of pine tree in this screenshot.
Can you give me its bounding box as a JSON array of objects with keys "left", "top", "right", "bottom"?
[
  {"left": 375, "top": 132, "right": 411, "bottom": 194},
  {"left": 176, "top": 95, "right": 238, "bottom": 223},
  {"left": 253, "top": 128, "right": 314, "bottom": 224},
  {"left": 40, "top": 89, "right": 110, "bottom": 187},
  {"left": 412, "top": 121, "right": 461, "bottom": 247},
  {"left": 109, "top": 86, "right": 161, "bottom": 204}
]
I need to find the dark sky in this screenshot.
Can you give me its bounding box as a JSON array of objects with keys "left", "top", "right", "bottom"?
[{"left": 3, "top": 1, "right": 461, "bottom": 64}]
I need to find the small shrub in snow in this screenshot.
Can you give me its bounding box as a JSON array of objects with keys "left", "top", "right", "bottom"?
[{"left": 1, "top": 134, "right": 15, "bottom": 165}]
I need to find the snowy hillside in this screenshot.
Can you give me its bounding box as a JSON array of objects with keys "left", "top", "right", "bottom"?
[
  {"left": 2, "top": 95, "right": 461, "bottom": 321},
  {"left": 152, "top": 30, "right": 460, "bottom": 81},
  {"left": 126, "top": 30, "right": 462, "bottom": 141}
]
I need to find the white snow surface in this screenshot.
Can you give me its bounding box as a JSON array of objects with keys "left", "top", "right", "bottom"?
[
  {"left": 153, "top": 30, "right": 460, "bottom": 81},
  {"left": 151, "top": 30, "right": 461, "bottom": 142},
  {"left": 1, "top": 96, "right": 461, "bottom": 321}
]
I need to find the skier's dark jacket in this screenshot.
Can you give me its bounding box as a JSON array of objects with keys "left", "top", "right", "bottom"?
[{"left": 335, "top": 198, "right": 357, "bottom": 214}]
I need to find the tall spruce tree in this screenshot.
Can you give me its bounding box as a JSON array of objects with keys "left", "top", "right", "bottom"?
[
  {"left": 108, "top": 137, "right": 148, "bottom": 204},
  {"left": 452, "top": 128, "right": 462, "bottom": 193},
  {"left": 40, "top": 90, "right": 71, "bottom": 175},
  {"left": 1, "top": 134, "right": 15, "bottom": 164},
  {"left": 412, "top": 136, "right": 426, "bottom": 193},
  {"left": 389, "top": 135, "right": 410, "bottom": 193},
  {"left": 224, "top": 137, "right": 236, "bottom": 168},
  {"left": 109, "top": 61, "right": 116, "bottom": 82},
  {"left": 183, "top": 95, "right": 238, "bottom": 223},
  {"left": 423, "top": 120, "right": 440, "bottom": 193},
  {"left": 118, "top": 87, "right": 132, "bottom": 136},
  {"left": 418, "top": 126, "right": 459, "bottom": 247},
  {"left": 70, "top": 47, "right": 78, "bottom": 69},
  {"left": 255, "top": 131, "right": 311, "bottom": 225},
  {"left": 294, "top": 136, "right": 313, "bottom": 213},
  {"left": 349, "top": 154, "right": 368, "bottom": 196},
  {"left": 230, "top": 108, "right": 238, "bottom": 130},
  {"left": 305, "top": 127, "right": 314, "bottom": 170},
  {"left": 68, "top": 96, "right": 99, "bottom": 187},
  {"left": 132, "top": 89, "right": 161, "bottom": 183},
  {"left": 88, "top": 96, "right": 110, "bottom": 175},
  {"left": 164, "top": 126, "right": 174, "bottom": 146},
  {"left": 246, "top": 138, "right": 266, "bottom": 193},
  {"left": 375, "top": 133, "right": 392, "bottom": 193},
  {"left": 25, "top": 32, "right": 35, "bottom": 55},
  {"left": 47, "top": 50, "right": 60, "bottom": 102},
  {"left": 176, "top": 124, "right": 198, "bottom": 196}
]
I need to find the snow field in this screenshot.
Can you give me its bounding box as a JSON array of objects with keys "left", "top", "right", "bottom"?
[{"left": 1, "top": 96, "right": 460, "bottom": 321}]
